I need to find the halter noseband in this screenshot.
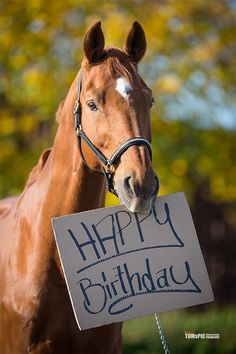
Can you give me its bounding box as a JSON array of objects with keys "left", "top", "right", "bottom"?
[{"left": 73, "top": 71, "right": 153, "bottom": 196}]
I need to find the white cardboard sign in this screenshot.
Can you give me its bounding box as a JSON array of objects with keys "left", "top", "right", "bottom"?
[{"left": 51, "top": 192, "right": 214, "bottom": 330}]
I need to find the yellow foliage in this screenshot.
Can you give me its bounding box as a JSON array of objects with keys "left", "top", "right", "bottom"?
[
  {"left": 11, "top": 53, "right": 27, "bottom": 70},
  {"left": 197, "top": 156, "right": 213, "bottom": 174},
  {"left": 23, "top": 68, "right": 42, "bottom": 87},
  {"left": 156, "top": 75, "right": 181, "bottom": 94},
  {"left": 103, "top": 13, "right": 130, "bottom": 47},
  {"left": 0, "top": 33, "right": 14, "bottom": 52},
  {"left": 105, "top": 191, "right": 120, "bottom": 207},
  {"left": 158, "top": 184, "right": 168, "bottom": 197},
  {"left": 18, "top": 115, "right": 37, "bottom": 133},
  {"left": 190, "top": 41, "right": 219, "bottom": 64},
  {"left": 0, "top": 141, "right": 17, "bottom": 163},
  {"left": 0, "top": 115, "right": 16, "bottom": 135},
  {"left": 226, "top": 186, "right": 236, "bottom": 202},
  {"left": 210, "top": 177, "right": 225, "bottom": 198},
  {"left": 171, "top": 159, "right": 188, "bottom": 176}
]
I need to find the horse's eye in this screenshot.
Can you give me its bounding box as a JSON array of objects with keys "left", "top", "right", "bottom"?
[
  {"left": 150, "top": 98, "right": 155, "bottom": 109},
  {"left": 87, "top": 101, "right": 98, "bottom": 111}
]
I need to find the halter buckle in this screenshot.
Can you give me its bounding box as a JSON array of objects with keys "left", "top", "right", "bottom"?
[
  {"left": 105, "top": 162, "right": 111, "bottom": 172},
  {"left": 73, "top": 100, "right": 79, "bottom": 114},
  {"left": 76, "top": 125, "right": 83, "bottom": 136},
  {"left": 104, "top": 164, "right": 118, "bottom": 196}
]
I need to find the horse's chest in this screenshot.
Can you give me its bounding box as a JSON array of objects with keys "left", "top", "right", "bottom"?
[
  {"left": 28, "top": 272, "right": 122, "bottom": 354},
  {"left": 28, "top": 266, "right": 74, "bottom": 351}
]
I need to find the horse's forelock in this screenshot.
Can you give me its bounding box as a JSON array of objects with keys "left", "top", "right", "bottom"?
[{"left": 83, "top": 47, "right": 138, "bottom": 81}]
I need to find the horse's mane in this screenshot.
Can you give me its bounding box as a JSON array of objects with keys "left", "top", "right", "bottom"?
[
  {"left": 25, "top": 148, "right": 51, "bottom": 188},
  {"left": 24, "top": 99, "right": 65, "bottom": 188}
]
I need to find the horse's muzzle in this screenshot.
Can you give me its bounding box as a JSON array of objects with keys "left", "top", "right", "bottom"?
[{"left": 115, "top": 173, "right": 159, "bottom": 213}]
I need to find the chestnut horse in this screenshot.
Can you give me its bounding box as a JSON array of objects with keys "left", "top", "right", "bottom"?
[{"left": 0, "top": 21, "right": 157, "bottom": 353}]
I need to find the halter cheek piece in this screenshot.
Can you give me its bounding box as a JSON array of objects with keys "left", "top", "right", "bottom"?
[{"left": 73, "top": 71, "right": 153, "bottom": 196}]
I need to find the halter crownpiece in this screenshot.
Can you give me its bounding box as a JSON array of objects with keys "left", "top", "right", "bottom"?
[{"left": 73, "top": 70, "right": 153, "bottom": 196}]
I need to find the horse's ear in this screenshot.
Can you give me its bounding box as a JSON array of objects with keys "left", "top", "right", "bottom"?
[
  {"left": 125, "top": 21, "right": 146, "bottom": 63},
  {"left": 83, "top": 21, "right": 105, "bottom": 63}
]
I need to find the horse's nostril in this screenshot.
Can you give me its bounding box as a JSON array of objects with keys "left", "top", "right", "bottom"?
[
  {"left": 122, "top": 174, "right": 156, "bottom": 200},
  {"left": 123, "top": 176, "right": 135, "bottom": 198}
]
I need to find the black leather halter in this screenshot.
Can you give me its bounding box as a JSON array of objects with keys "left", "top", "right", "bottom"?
[{"left": 73, "top": 71, "right": 153, "bottom": 196}]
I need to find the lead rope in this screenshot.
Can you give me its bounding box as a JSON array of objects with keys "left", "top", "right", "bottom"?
[{"left": 154, "top": 313, "right": 170, "bottom": 354}]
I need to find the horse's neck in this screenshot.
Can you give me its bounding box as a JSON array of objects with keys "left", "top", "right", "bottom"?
[
  {"left": 47, "top": 123, "right": 106, "bottom": 214},
  {"left": 17, "top": 121, "right": 105, "bottom": 294},
  {"left": 37, "top": 119, "right": 106, "bottom": 244}
]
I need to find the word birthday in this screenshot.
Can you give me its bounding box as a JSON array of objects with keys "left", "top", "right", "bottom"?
[{"left": 78, "top": 258, "right": 201, "bottom": 315}]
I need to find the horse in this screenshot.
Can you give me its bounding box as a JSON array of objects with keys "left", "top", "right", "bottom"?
[{"left": 0, "top": 21, "right": 158, "bottom": 354}]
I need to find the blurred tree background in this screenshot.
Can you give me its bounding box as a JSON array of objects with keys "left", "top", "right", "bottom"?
[{"left": 0, "top": 0, "right": 235, "bottom": 353}]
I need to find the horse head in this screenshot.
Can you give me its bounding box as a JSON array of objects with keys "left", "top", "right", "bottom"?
[{"left": 72, "top": 21, "right": 158, "bottom": 213}]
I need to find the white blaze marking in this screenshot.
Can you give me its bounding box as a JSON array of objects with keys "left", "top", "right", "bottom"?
[{"left": 115, "top": 77, "right": 132, "bottom": 100}]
